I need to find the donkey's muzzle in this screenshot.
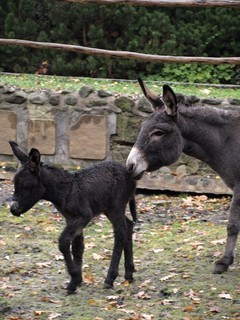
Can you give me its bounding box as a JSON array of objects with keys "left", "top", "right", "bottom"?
[
  {"left": 126, "top": 147, "right": 148, "bottom": 179},
  {"left": 10, "top": 201, "right": 22, "bottom": 216}
]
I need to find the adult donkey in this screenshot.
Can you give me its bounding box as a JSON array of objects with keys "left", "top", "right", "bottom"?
[{"left": 127, "top": 78, "right": 240, "bottom": 274}]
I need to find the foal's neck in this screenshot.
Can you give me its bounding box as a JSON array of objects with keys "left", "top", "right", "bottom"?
[{"left": 41, "top": 165, "right": 74, "bottom": 207}]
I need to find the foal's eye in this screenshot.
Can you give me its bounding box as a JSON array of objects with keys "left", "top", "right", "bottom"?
[{"left": 150, "top": 130, "right": 165, "bottom": 137}]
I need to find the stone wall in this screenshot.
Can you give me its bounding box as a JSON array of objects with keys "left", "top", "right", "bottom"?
[{"left": 1, "top": 83, "right": 239, "bottom": 195}]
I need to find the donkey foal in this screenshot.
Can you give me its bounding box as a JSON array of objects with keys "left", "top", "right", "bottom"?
[{"left": 9, "top": 141, "right": 137, "bottom": 294}]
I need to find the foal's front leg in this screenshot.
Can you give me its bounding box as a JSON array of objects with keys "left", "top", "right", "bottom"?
[
  {"left": 59, "top": 218, "right": 89, "bottom": 294},
  {"left": 213, "top": 187, "right": 240, "bottom": 274},
  {"left": 66, "top": 233, "right": 84, "bottom": 293},
  {"left": 104, "top": 216, "right": 128, "bottom": 288},
  {"left": 72, "top": 233, "right": 84, "bottom": 268}
]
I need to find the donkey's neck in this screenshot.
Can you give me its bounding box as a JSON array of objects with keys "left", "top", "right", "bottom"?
[{"left": 179, "top": 105, "right": 240, "bottom": 186}]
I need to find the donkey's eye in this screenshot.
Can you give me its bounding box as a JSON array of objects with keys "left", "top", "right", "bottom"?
[{"left": 150, "top": 130, "right": 165, "bottom": 137}]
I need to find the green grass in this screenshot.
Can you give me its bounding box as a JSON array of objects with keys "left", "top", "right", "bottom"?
[
  {"left": 1, "top": 190, "right": 240, "bottom": 320},
  {"left": 0, "top": 73, "right": 240, "bottom": 99}
]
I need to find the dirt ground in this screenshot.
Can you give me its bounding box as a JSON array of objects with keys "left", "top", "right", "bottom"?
[{"left": 0, "top": 177, "right": 240, "bottom": 320}]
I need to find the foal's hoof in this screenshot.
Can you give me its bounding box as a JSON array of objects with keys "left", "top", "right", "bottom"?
[
  {"left": 66, "top": 280, "right": 81, "bottom": 294},
  {"left": 103, "top": 282, "right": 113, "bottom": 289},
  {"left": 125, "top": 277, "right": 134, "bottom": 283},
  {"left": 66, "top": 283, "right": 77, "bottom": 295}
]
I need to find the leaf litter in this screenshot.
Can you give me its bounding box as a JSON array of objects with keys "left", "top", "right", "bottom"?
[{"left": 0, "top": 180, "right": 240, "bottom": 319}]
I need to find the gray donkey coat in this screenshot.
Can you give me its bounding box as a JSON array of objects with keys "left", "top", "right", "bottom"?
[{"left": 127, "top": 78, "right": 240, "bottom": 274}]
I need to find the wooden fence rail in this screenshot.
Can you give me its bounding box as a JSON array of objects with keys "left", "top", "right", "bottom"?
[
  {"left": 55, "top": 0, "right": 240, "bottom": 8},
  {"left": 0, "top": 39, "right": 240, "bottom": 65}
]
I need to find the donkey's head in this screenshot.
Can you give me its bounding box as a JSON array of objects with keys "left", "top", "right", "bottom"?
[
  {"left": 126, "top": 78, "right": 184, "bottom": 178},
  {"left": 9, "top": 141, "right": 45, "bottom": 216}
]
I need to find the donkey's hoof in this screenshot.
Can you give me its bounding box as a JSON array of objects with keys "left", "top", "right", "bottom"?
[
  {"left": 213, "top": 255, "right": 234, "bottom": 274},
  {"left": 103, "top": 282, "right": 113, "bottom": 289}
]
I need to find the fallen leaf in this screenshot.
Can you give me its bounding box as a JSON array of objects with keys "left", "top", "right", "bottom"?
[
  {"left": 209, "top": 305, "right": 221, "bottom": 313},
  {"left": 213, "top": 251, "right": 222, "bottom": 257},
  {"left": 48, "top": 313, "right": 61, "bottom": 320},
  {"left": 211, "top": 238, "right": 226, "bottom": 246},
  {"left": 122, "top": 280, "right": 130, "bottom": 287},
  {"left": 40, "top": 297, "right": 60, "bottom": 304},
  {"left": 183, "top": 305, "right": 195, "bottom": 312},
  {"left": 185, "top": 289, "right": 200, "bottom": 302},
  {"left": 151, "top": 248, "right": 164, "bottom": 253},
  {"left": 219, "top": 293, "right": 233, "bottom": 300},
  {"left": 85, "top": 242, "right": 96, "bottom": 249},
  {"left": 107, "top": 295, "right": 119, "bottom": 301},
  {"left": 0, "top": 239, "right": 6, "bottom": 246},
  {"left": 92, "top": 253, "right": 103, "bottom": 260},
  {"left": 160, "top": 273, "right": 177, "bottom": 281},
  {"left": 84, "top": 272, "right": 95, "bottom": 284},
  {"left": 160, "top": 299, "right": 175, "bottom": 305},
  {"left": 135, "top": 290, "right": 151, "bottom": 300},
  {"left": 54, "top": 254, "right": 64, "bottom": 261},
  {"left": 190, "top": 241, "right": 203, "bottom": 248},
  {"left": 34, "top": 310, "right": 46, "bottom": 316},
  {"left": 36, "top": 262, "right": 51, "bottom": 268}
]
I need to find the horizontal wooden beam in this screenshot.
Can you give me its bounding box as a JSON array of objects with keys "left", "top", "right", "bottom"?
[
  {"left": 55, "top": 0, "right": 240, "bottom": 7},
  {"left": 0, "top": 38, "right": 240, "bottom": 65}
]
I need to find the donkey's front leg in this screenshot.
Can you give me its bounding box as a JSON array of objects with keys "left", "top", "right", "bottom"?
[{"left": 213, "top": 188, "right": 240, "bottom": 274}]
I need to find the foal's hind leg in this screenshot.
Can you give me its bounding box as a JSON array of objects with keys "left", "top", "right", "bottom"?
[
  {"left": 213, "top": 190, "right": 240, "bottom": 274},
  {"left": 124, "top": 217, "right": 135, "bottom": 282}
]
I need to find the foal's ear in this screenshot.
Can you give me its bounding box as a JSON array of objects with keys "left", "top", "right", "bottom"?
[
  {"left": 9, "top": 140, "right": 28, "bottom": 165},
  {"left": 29, "top": 148, "right": 41, "bottom": 172},
  {"left": 162, "top": 85, "right": 178, "bottom": 116},
  {"left": 138, "top": 77, "right": 164, "bottom": 110}
]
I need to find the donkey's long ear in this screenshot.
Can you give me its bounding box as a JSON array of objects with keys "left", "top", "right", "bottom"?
[
  {"left": 9, "top": 141, "right": 28, "bottom": 165},
  {"left": 162, "top": 84, "right": 178, "bottom": 116},
  {"left": 138, "top": 77, "right": 164, "bottom": 110},
  {"left": 29, "top": 148, "right": 41, "bottom": 172}
]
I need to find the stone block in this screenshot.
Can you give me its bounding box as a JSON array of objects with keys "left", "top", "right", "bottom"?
[
  {"left": 28, "top": 119, "right": 55, "bottom": 155},
  {"left": 115, "top": 114, "right": 142, "bottom": 144},
  {"left": 0, "top": 111, "right": 17, "bottom": 154},
  {"left": 70, "top": 115, "right": 107, "bottom": 160}
]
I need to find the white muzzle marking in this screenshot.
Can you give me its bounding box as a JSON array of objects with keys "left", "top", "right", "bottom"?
[{"left": 126, "top": 147, "right": 148, "bottom": 178}]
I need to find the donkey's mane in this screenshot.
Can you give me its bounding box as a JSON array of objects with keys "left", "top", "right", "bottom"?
[{"left": 181, "top": 104, "right": 240, "bottom": 125}]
